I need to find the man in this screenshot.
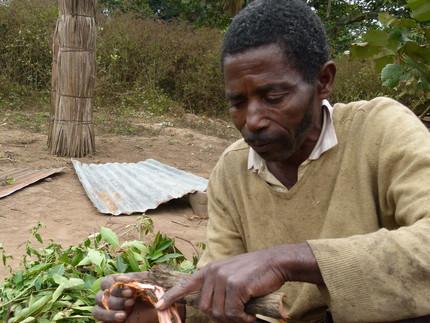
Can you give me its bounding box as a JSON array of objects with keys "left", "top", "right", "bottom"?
[{"left": 92, "top": 0, "right": 430, "bottom": 322}]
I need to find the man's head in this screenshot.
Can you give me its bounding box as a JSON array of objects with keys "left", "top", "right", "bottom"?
[
  {"left": 222, "top": 0, "right": 336, "bottom": 163},
  {"left": 221, "top": 0, "right": 330, "bottom": 84}
]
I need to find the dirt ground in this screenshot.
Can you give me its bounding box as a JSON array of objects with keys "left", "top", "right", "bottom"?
[{"left": 0, "top": 118, "right": 237, "bottom": 280}]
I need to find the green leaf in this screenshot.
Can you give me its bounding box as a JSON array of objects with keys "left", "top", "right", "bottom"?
[
  {"left": 381, "top": 64, "right": 404, "bottom": 88},
  {"left": 48, "top": 264, "right": 65, "bottom": 278},
  {"left": 53, "top": 273, "right": 68, "bottom": 285},
  {"left": 378, "top": 12, "right": 398, "bottom": 26},
  {"left": 64, "top": 277, "right": 85, "bottom": 289},
  {"left": 91, "top": 277, "right": 103, "bottom": 292},
  {"left": 139, "top": 258, "right": 149, "bottom": 271},
  {"left": 12, "top": 269, "right": 24, "bottom": 285},
  {"left": 115, "top": 255, "right": 127, "bottom": 273},
  {"left": 19, "top": 294, "right": 51, "bottom": 320},
  {"left": 83, "top": 274, "right": 97, "bottom": 289},
  {"left": 155, "top": 253, "right": 183, "bottom": 263},
  {"left": 149, "top": 250, "right": 163, "bottom": 260},
  {"left": 364, "top": 30, "right": 389, "bottom": 47},
  {"left": 34, "top": 277, "right": 42, "bottom": 291},
  {"left": 70, "top": 248, "right": 84, "bottom": 266},
  {"left": 76, "top": 256, "right": 92, "bottom": 266},
  {"left": 350, "top": 43, "right": 380, "bottom": 59},
  {"left": 125, "top": 249, "right": 140, "bottom": 271},
  {"left": 100, "top": 227, "right": 120, "bottom": 248},
  {"left": 407, "top": 0, "right": 430, "bottom": 22},
  {"left": 84, "top": 238, "right": 91, "bottom": 248},
  {"left": 401, "top": 41, "right": 430, "bottom": 65},
  {"left": 88, "top": 248, "right": 105, "bottom": 268},
  {"left": 121, "top": 240, "right": 149, "bottom": 253},
  {"left": 34, "top": 233, "right": 43, "bottom": 244},
  {"left": 154, "top": 239, "right": 173, "bottom": 252},
  {"left": 178, "top": 260, "right": 195, "bottom": 272},
  {"left": 46, "top": 283, "right": 65, "bottom": 309},
  {"left": 374, "top": 55, "right": 395, "bottom": 73},
  {"left": 26, "top": 263, "right": 51, "bottom": 275}
]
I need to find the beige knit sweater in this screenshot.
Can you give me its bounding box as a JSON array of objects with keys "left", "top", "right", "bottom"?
[{"left": 190, "top": 97, "right": 430, "bottom": 322}]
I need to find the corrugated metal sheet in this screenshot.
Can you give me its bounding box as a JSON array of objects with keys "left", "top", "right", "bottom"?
[
  {"left": 0, "top": 167, "right": 65, "bottom": 199},
  {"left": 72, "top": 159, "right": 208, "bottom": 216}
]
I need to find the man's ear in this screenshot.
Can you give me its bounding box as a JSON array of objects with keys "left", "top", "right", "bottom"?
[{"left": 317, "top": 61, "right": 336, "bottom": 100}]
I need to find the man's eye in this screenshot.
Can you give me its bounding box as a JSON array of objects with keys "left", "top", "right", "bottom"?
[
  {"left": 264, "top": 96, "right": 284, "bottom": 104},
  {"left": 229, "top": 101, "right": 245, "bottom": 109}
]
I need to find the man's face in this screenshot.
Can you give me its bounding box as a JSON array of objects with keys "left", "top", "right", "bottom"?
[{"left": 224, "top": 43, "right": 322, "bottom": 162}]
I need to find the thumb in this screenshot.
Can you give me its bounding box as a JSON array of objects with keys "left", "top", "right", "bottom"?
[{"left": 156, "top": 271, "right": 203, "bottom": 310}]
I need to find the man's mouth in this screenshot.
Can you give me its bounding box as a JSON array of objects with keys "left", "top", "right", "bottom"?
[{"left": 248, "top": 141, "right": 274, "bottom": 153}]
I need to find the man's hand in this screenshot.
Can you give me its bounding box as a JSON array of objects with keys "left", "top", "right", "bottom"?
[
  {"left": 92, "top": 272, "right": 159, "bottom": 323},
  {"left": 156, "top": 242, "right": 322, "bottom": 323}
]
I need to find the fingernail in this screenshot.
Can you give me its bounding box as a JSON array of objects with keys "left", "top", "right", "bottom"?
[
  {"left": 155, "top": 298, "right": 164, "bottom": 309},
  {"left": 124, "top": 298, "right": 135, "bottom": 307},
  {"left": 114, "top": 312, "right": 126, "bottom": 320}
]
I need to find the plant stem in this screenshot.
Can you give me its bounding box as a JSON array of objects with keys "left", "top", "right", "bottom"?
[{"left": 419, "top": 104, "right": 430, "bottom": 120}]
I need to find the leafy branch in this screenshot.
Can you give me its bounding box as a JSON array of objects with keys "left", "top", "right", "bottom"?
[{"left": 349, "top": 0, "right": 430, "bottom": 118}]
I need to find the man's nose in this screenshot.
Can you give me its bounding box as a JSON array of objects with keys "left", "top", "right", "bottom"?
[{"left": 246, "top": 100, "right": 269, "bottom": 132}]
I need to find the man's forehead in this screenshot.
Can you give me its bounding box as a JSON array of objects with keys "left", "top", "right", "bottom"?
[{"left": 224, "top": 43, "right": 283, "bottom": 63}]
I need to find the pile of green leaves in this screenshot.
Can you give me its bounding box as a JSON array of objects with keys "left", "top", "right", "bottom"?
[{"left": 0, "top": 219, "right": 197, "bottom": 322}]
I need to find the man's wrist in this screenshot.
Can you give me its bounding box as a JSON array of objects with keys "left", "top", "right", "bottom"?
[{"left": 274, "top": 242, "right": 324, "bottom": 285}]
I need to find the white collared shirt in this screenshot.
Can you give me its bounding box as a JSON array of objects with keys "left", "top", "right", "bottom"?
[{"left": 247, "top": 100, "right": 338, "bottom": 192}]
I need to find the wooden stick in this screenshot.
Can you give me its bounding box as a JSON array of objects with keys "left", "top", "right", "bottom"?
[{"left": 147, "top": 266, "right": 289, "bottom": 320}]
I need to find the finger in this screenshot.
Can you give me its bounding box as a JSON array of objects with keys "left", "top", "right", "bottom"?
[
  {"left": 202, "top": 270, "right": 221, "bottom": 319},
  {"left": 92, "top": 305, "right": 127, "bottom": 322},
  {"left": 95, "top": 290, "right": 135, "bottom": 309},
  {"left": 156, "top": 270, "right": 204, "bottom": 309},
  {"left": 224, "top": 285, "right": 255, "bottom": 323}
]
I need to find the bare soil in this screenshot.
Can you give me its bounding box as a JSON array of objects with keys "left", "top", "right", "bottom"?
[{"left": 0, "top": 117, "right": 237, "bottom": 280}]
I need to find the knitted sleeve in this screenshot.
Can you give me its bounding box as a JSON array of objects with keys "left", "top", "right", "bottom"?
[{"left": 308, "top": 98, "right": 430, "bottom": 322}]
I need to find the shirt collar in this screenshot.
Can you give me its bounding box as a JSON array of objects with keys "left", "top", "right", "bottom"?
[{"left": 247, "top": 100, "right": 338, "bottom": 172}]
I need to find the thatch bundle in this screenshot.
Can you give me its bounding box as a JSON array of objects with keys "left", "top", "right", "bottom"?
[{"left": 48, "top": 0, "right": 97, "bottom": 157}]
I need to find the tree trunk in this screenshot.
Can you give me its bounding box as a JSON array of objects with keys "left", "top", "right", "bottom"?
[{"left": 48, "top": 0, "right": 97, "bottom": 157}]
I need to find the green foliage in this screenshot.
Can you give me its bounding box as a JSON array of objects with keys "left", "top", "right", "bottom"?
[
  {"left": 0, "top": 0, "right": 56, "bottom": 109},
  {"left": 1, "top": 176, "right": 15, "bottom": 186},
  {"left": 0, "top": 219, "right": 198, "bottom": 322},
  {"left": 331, "top": 55, "right": 395, "bottom": 104},
  {"left": 98, "top": 0, "right": 232, "bottom": 29},
  {"left": 349, "top": 0, "right": 430, "bottom": 117},
  {"left": 95, "top": 12, "right": 226, "bottom": 116},
  {"left": 0, "top": 0, "right": 426, "bottom": 120},
  {"left": 308, "top": 0, "right": 410, "bottom": 55}
]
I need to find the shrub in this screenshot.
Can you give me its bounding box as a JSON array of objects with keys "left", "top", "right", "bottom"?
[
  {"left": 0, "top": 0, "right": 57, "bottom": 108},
  {"left": 95, "top": 12, "right": 227, "bottom": 116},
  {"left": 331, "top": 55, "right": 419, "bottom": 112}
]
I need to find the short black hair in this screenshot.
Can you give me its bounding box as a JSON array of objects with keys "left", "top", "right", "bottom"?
[{"left": 221, "top": 0, "right": 330, "bottom": 83}]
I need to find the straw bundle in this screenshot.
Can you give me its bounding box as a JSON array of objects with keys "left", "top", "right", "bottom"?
[{"left": 48, "top": 0, "right": 97, "bottom": 157}]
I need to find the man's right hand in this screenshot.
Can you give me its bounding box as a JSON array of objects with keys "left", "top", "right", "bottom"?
[{"left": 92, "top": 272, "right": 159, "bottom": 323}]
